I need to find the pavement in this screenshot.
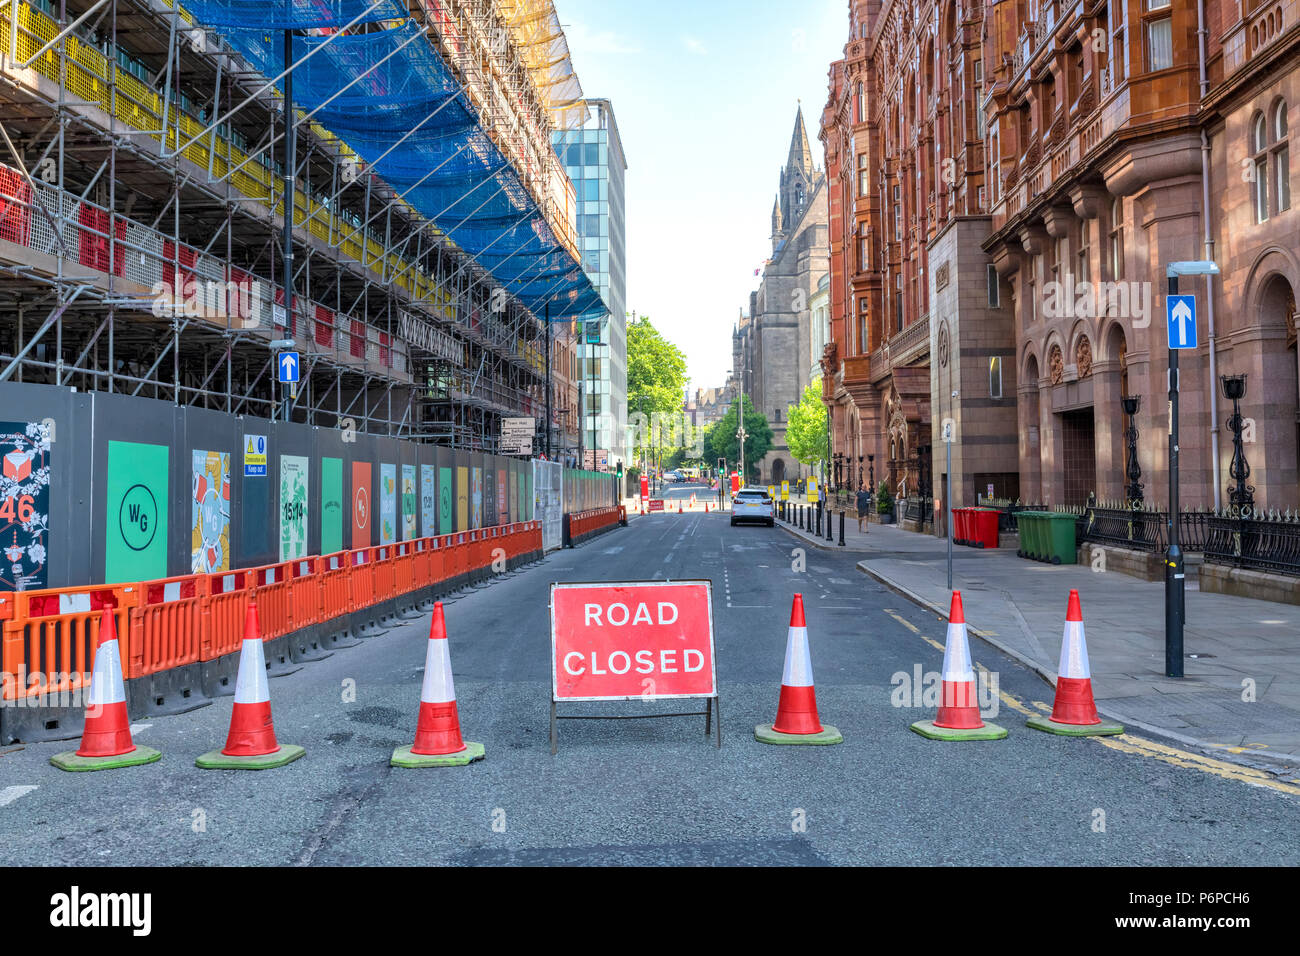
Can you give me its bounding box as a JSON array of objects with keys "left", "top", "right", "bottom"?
[
  {"left": 779, "top": 505, "right": 1300, "bottom": 770},
  {"left": 6, "top": 484, "right": 1300, "bottom": 865}
]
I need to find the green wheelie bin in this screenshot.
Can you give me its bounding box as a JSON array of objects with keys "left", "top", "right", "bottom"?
[
  {"left": 1018, "top": 511, "right": 1044, "bottom": 560},
  {"left": 1044, "top": 511, "right": 1078, "bottom": 565}
]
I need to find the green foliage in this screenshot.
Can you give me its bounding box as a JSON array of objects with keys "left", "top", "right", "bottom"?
[
  {"left": 786, "top": 378, "right": 828, "bottom": 466},
  {"left": 704, "top": 395, "right": 773, "bottom": 482},
  {"left": 876, "top": 480, "right": 893, "bottom": 514},
  {"left": 625, "top": 316, "right": 689, "bottom": 467}
]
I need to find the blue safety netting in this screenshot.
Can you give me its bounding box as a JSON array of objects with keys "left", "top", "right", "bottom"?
[{"left": 183, "top": 4, "right": 606, "bottom": 323}]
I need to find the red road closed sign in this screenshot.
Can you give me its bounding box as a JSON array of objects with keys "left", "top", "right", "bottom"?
[
  {"left": 550, "top": 581, "right": 717, "bottom": 701},
  {"left": 648, "top": 499, "right": 665, "bottom": 512}
]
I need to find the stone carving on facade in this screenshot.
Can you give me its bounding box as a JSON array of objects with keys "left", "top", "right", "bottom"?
[
  {"left": 1049, "top": 344, "right": 1064, "bottom": 385},
  {"left": 1050, "top": 113, "right": 1066, "bottom": 146},
  {"left": 937, "top": 323, "right": 950, "bottom": 368},
  {"left": 1079, "top": 80, "right": 1096, "bottom": 116},
  {"left": 1026, "top": 141, "right": 1041, "bottom": 168},
  {"left": 936, "top": 261, "right": 950, "bottom": 292},
  {"left": 1076, "top": 336, "right": 1093, "bottom": 378}
]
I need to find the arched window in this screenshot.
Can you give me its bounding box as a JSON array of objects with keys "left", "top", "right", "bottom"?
[
  {"left": 1274, "top": 101, "right": 1291, "bottom": 214},
  {"left": 1253, "top": 111, "right": 1271, "bottom": 223}
]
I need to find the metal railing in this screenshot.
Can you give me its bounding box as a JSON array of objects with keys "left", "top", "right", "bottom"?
[{"left": 1204, "top": 509, "right": 1300, "bottom": 576}]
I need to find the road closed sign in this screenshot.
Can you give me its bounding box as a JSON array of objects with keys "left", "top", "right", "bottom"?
[{"left": 550, "top": 581, "right": 717, "bottom": 702}]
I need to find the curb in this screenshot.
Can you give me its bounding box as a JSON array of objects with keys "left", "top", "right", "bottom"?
[
  {"left": 856, "top": 560, "right": 1300, "bottom": 775},
  {"left": 777, "top": 520, "right": 871, "bottom": 554}
]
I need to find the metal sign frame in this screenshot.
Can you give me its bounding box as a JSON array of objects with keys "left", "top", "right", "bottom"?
[{"left": 548, "top": 579, "right": 721, "bottom": 754}]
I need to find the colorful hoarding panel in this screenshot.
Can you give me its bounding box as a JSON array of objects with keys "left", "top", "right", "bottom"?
[
  {"left": 471, "top": 467, "right": 482, "bottom": 529},
  {"left": 351, "top": 461, "right": 371, "bottom": 549},
  {"left": 402, "top": 464, "right": 417, "bottom": 541},
  {"left": 379, "top": 463, "right": 397, "bottom": 544},
  {"left": 0, "top": 420, "right": 51, "bottom": 590},
  {"left": 439, "top": 466, "right": 454, "bottom": 535},
  {"left": 456, "top": 466, "right": 468, "bottom": 531},
  {"left": 191, "top": 450, "right": 231, "bottom": 573},
  {"left": 321, "top": 457, "right": 343, "bottom": 555},
  {"left": 105, "top": 440, "right": 168, "bottom": 584},
  {"left": 497, "top": 468, "right": 508, "bottom": 524},
  {"left": 421, "top": 464, "right": 435, "bottom": 538},
  {"left": 280, "top": 454, "right": 309, "bottom": 561}
]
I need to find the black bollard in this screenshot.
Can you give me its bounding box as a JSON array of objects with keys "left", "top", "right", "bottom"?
[
  {"left": 816, "top": 504, "right": 822, "bottom": 537},
  {"left": 827, "top": 506, "right": 834, "bottom": 542},
  {"left": 838, "top": 509, "right": 845, "bottom": 547}
]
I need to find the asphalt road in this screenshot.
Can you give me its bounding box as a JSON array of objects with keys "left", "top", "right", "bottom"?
[{"left": 3, "top": 510, "right": 1300, "bottom": 865}]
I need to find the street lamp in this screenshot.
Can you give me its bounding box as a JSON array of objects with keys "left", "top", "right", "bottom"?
[
  {"left": 867, "top": 454, "right": 875, "bottom": 491},
  {"left": 1164, "top": 259, "right": 1220, "bottom": 679},
  {"left": 1221, "top": 374, "right": 1254, "bottom": 517},
  {"left": 1121, "top": 394, "right": 1143, "bottom": 508},
  {"left": 858, "top": 455, "right": 864, "bottom": 491}
]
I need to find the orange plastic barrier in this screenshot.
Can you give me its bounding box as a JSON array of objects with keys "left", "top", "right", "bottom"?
[
  {"left": 247, "top": 562, "right": 293, "bottom": 640},
  {"left": 394, "top": 542, "right": 416, "bottom": 594},
  {"left": 374, "top": 545, "right": 396, "bottom": 600},
  {"left": 129, "top": 574, "right": 205, "bottom": 678},
  {"left": 412, "top": 538, "right": 433, "bottom": 589},
  {"left": 427, "top": 538, "right": 446, "bottom": 584},
  {"left": 349, "top": 548, "right": 375, "bottom": 610},
  {"left": 201, "top": 570, "right": 249, "bottom": 662},
  {"left": 287, "top": 558, "right": 319, "bottom": 629},
  {"left": 316, "top": 553, "right": 351, "bottom": 621},
  {"left": 1, "top": 584, "right": 137, "bottom": 703}
]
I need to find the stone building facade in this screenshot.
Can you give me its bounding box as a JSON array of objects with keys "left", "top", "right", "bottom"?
[
  {"left": 983, "top": 0, "right": 1298, "bottom": 511},
  {"left": 733, "top": 108, "right": 829, "bottom": 485},
  {"left": 821, "top": 0, "right": 1010, "bottom": 512},
  {"left": 820, "top": 0, "right": 1300, "bottom": 516}
]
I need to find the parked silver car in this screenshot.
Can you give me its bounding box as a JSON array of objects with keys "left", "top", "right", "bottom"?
[{"left": 730, "top": 487, "right": 774, "bottom": 527}]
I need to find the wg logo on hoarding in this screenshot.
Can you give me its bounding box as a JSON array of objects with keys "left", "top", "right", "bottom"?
[
  {"left": 118, "top": 484, "right": 158, "bottom": 551},
  {"left": 354, "top": 486, "right": 369, "bottom": 529}
]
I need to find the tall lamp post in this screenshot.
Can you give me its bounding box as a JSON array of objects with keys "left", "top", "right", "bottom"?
[
  {"left": 1222, "top": 374, "right": 1255, "bottom": 516},
  {"left": 867, "top": 454, "right": 875, "bottom": 491},
  {"left": 1164, "top": 259, "right": 1220, "bottom": 679},
  {"left": 1122, "top": 394, "right": 1143, "bottom": 507}
]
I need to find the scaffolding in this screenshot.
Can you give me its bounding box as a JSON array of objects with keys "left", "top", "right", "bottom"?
[{"left": 0, "top": 0, "right": 592, "bottom": 451}]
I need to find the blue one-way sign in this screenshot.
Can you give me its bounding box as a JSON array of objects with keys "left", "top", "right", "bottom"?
[
  {"left": 278, "top": 351, "right": 300, "bottom": 383},
  {"left": 1167, "top": 295, "right": 1198, "bottom": 349}
]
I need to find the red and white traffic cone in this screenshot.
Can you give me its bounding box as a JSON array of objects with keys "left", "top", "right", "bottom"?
[
  {"left": 392, "top": 602, "right": 484, "bottom": 766},
  {"left": 51, "top": 607, "right": 161, "bottom": 771},
  {"left": 755, "top": 594, "right": 842, "bottom": 744},
  {"left": 196, "top": 602, "right": 305, "bottom": 769},
  {"left": 1028, "top": 590, "right": 1123, "bottom": 736},
  {"left": 911, "top": 592, "right": 1007, "bottom": 740}
]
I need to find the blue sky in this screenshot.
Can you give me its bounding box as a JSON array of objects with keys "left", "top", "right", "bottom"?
[{"left": 558, "top": 0, "right": 847, "bottom": 392}]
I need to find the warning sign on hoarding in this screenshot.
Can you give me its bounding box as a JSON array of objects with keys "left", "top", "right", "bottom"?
[{"left": 550, "top": 581, "right": 717, "bottom": 701}]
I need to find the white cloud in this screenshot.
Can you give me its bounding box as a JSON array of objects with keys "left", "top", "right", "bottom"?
[
  {"left": 682, "top": 35, "right": 708, "bottom": 55},
  {"left": 564, "top": 21, "right": 642, "bottom": 56}
]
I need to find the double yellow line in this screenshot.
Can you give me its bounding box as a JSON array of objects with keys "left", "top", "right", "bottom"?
[{"left": 882, "top": 609, "right": 1300, "bottom": 797}]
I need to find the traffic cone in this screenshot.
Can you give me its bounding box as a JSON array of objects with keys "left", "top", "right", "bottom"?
[
  {"left": 1027, "top": 590, "right": 1123, "bottom": 736},
  {"left": 755, "top": 594, "right": 842, "bottom": 745},
  {"left": 51, "top": 607, "right": 161, "bottom": 771},
  {"left": 392, "top": 602, "right": 484, "bottom": 767},
  {"left": 910, "top": 592, "right": 1008, "bottom": 740},
  {"left": 196, "top": 602, "right": 305, "bottom": 769}
]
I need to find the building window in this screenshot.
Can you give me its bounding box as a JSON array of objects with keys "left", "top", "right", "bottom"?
[
  {"left": 1145, "top": 15, "right": 1172, "bottom": 72},
  {"left": 858, "top": 153, "right": 869, "bottom": 197},
  {"left": 1109, "top": 198, "right": 1124, "bottom": 279},
  {"left": 989, "top": 357, "right": 1003, "bottom": 399},
  {"left": 1077, "top": 222, "right": 1091, "bottom": 284},
  {"left": 1275, "top": 101, "right": 1291, "bottom": 214},
  {"left": 987, "top": 264, "right": 1000, "bottom": 308},
  {"left": 1254, "top": 111, "right": 1271, "bottom": 223}
]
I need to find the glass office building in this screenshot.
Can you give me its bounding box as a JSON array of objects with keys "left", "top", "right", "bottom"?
[{"left": 553, "top": 99, "right": 627, "bottom": 469}]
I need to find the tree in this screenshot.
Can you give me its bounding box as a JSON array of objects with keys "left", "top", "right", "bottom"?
[
  {"left": 786, "top": 377, "right": 828, "bottom": 468},
  {"left": 704, "top": 395, "right": 772, "bottom": 483},
  {"left": 625, "top": 316, "right": 689, "bottom": 468}
]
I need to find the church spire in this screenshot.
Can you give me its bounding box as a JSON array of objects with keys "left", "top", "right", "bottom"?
[{"left": 786, "top": 103, "right": 814, "bottom": 179}]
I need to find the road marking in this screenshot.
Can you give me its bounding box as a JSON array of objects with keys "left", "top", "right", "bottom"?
[
  {"left": 883, "top": 609, "right": 920, "bottom": 634},
  {"left": 0, "top": 785, "right": 37, "bottom": 807},
  {"left": 602, "top": 546, "right": 624, "bottom": 554},
  {"left": 130, "top": 723, "right": 152, "bottom": 734},
  {"left": 894, "top": 625, "right": 1300, "bottom": 797}
]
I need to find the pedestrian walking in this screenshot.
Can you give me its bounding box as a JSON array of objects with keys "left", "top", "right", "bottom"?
[{"left": 856, "top": 484, "right": 871, "bottom": 533}]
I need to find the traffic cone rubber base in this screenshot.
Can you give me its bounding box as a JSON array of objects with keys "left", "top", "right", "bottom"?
[
  {"left": 390, "top": 740, "right": 485, "bottom": 768},
  {"left": 195, "top": 743, "right": 305, "bottom": 770},
  {"left": 50, "top": 745, "right": 161, "bottom": 772},
  {"left": 754, "top": 723, "right": 842, "bottom": 746},
  {"left": 910, "top": 719, "right": 1008, "bottom": 741},
  {"left": 1026, "top": 713, "right": 1123, "bottom": 737}
]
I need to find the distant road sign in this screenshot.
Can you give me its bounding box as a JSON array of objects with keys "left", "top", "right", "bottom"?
[
  {"left": 278, "top": 351, "right": 300, "bottom": 383},
  {"left": 1167, "top": 295, "right": 1198, "bottom": 349}
]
